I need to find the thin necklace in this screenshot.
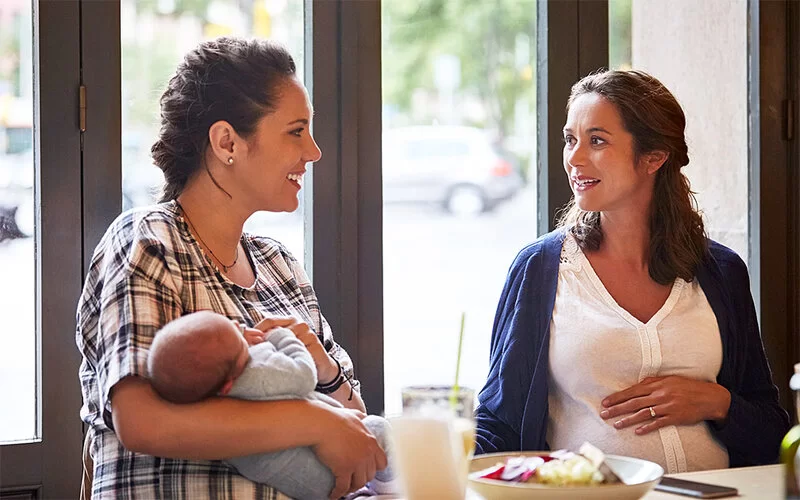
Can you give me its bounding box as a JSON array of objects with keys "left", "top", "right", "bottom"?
[{"left": 175, "top": 201, "right": 239, "bottom": 273}]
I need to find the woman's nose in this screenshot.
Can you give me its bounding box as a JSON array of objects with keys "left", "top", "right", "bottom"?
[
  {"left": 305, "top": 135, "right": 322, "bottom": 163},
  {"left": 565, "top": 141, "right": 586, "bottom": 167}
]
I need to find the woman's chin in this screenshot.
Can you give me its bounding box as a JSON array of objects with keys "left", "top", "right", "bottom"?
[
  {"left": 574, "top": 197, "right": 600, "bottom": 212},
  {"left": 285, "top": 199, "right": 300, "bottom": 213},
  {"left": 259, "top": 198, "right": 299, "bottom": 214}
]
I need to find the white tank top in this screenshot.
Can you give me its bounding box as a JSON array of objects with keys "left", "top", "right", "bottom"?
[{"left": 546, "top": 234, "right": 729, "bottom": 473}]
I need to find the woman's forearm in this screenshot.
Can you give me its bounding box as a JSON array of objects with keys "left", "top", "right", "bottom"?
[{"left": 111, "top": 376, "right": 330, "bottom": 460}]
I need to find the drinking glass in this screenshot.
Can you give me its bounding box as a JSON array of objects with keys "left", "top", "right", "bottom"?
[{"left": 391, "top": 385, "right": 475, "bottom": 500}]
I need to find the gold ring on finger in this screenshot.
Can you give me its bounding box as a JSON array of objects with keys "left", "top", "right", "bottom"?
[{"left": 649, "top": 406, "right": 656, "bottom": 418}]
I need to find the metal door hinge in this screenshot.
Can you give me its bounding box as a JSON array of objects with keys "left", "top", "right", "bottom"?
[
  {"left": 79, "top": 85, "right": 87, "bottom": 132},
  {"left": 786, "top": 99, "right": 794, "bottom": 141}
]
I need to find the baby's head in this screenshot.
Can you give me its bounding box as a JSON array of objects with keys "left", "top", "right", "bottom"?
[{"left": 147, "top": 311, "right": 250, "bottom": 404}]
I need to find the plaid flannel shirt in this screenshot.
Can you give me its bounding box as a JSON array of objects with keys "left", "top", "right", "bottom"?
[{"left": 76, "top": 202, "right": 359, "bottom": 499}]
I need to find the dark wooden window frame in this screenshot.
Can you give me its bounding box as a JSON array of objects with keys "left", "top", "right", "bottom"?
[
  {"left": 0, "top": 0, "right": 84, "bottom": 497},
  {"left": 308, "top": 0, "right": 385, "bottom": 413},
  {"left": 758, "top": 0, "right": 799, "bottom": 411}
]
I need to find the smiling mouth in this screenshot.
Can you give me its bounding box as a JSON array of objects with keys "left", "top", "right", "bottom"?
[
  {"left": 287, "top": 173, "right": 303, "bottom": 187},
  {"left": 573, "top": 178, "right": 600, "bottom": 190}
]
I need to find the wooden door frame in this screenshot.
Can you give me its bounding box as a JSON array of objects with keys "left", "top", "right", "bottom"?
[{"left": 0, "top": 0, "right": 84, "bottom": 497}]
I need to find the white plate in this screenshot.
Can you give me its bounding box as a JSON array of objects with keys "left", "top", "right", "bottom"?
[{"left": 468, "top": 451, "right": 664, "bottom": 500}]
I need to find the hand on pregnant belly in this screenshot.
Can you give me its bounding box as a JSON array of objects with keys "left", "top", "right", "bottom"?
[{"left": 598, "top": 376, "right": 732, "bottom": 435}]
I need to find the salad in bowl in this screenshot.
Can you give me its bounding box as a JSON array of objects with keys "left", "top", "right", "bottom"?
[{"left": 468, "top": 443, "right": 663, "bottom": 500}]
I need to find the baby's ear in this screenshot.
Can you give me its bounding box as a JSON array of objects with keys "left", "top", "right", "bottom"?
[{"left": 219, "top": 379, "right": 234, "bottom": 396}]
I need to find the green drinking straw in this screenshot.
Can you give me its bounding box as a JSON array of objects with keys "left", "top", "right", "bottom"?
[{"left": 450, "top": 312, "right": 466, "bottom": 410}]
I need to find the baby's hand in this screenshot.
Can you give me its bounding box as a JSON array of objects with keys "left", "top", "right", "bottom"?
[
  {"left": 241, "top": 326, "right": 266, "bottom": 346},
  {"left": 253, "top": 316, "right": 298, "bottom": 332},
  {"left": 289, "top": 323, "right": 339, "bottom": 384}
]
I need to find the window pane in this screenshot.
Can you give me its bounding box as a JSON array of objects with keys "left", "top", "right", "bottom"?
[
  {"left": 121, "top": 0, "right": 306, "bottom": 261},
  {"left": 0, "top": 0, "right": 36, "bottom": 443},
  {"left": 381, "top": 1, "right": 538, "bottom": 415},
  {"left": 610, "top": 0, "right": 749, "bottom": 262}
]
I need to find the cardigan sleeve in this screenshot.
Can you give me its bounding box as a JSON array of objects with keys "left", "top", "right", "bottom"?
[
  {"left": 475, "top": 246, "right": 538, "bottom": 455},
  {"left": 708, "top": 250, "right": 791, "bottom": 466}
]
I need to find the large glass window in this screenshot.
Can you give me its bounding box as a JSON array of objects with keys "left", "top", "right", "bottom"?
[
  {"left": 381, "top": 0, "right": 538, "bottom": 415},
  {"left": 0, "top": 0, "right": 35, "bottom": 443},
  {"left": 609, "top": 0, "right": 749, "bottom": 262},
  {"left": 121, "top": 0, "right": 306, "bottom": 260}
]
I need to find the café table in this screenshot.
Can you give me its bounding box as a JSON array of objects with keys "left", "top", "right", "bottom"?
[
  {"left": 364, "top": 464, "right": 786, "bottom": 500},
  {"left": 642, "top": 464, "right": 784, "bottom": 500}
]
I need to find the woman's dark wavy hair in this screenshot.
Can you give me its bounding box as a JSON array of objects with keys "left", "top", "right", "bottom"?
[
  {"left": 557, "top": 70, "right": 708, "bottom": 284},
  {"left": 151, "top": 37, "right": 296, "bottom": 202}
]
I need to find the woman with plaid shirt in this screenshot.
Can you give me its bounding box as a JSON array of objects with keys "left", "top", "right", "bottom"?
[{"left": 76, "top": 37, "right": 386, "bottom": 500}]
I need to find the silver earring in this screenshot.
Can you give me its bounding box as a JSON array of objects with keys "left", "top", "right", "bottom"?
[{"left": 227, "top": 157, "right": 234, "bottom": 165}]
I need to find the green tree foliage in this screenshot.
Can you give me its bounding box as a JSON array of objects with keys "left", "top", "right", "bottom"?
[
  {"left": 0, "top": 16, "right": 22, "bottom": 95},
  {"left": 122, "top": 0, "right": 215, "bottom": 131},
  {"left": 123, "top": 40, "right": 182, "bottom": 130},
  {"left": 382, "top": 0, "right": 536, "bottom": 137},
  {"left": 609, "top": 0, "right": 632, "bottom": 69},
  {"left": 134, "top": 0, "right": 214, "bottom": 21}
]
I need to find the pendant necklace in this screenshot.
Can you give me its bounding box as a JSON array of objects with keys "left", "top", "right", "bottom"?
[{"left": 175, "top": 201, "right": 239, "bottom": 273}]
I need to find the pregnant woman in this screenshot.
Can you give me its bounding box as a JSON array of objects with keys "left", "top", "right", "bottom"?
[{"left": 475, "top": 69, "right": 789, "bottom": 472}]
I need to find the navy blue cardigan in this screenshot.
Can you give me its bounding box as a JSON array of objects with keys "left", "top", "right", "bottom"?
[{"left": 475, "top": 229, "right": 790, "bottom": 467}]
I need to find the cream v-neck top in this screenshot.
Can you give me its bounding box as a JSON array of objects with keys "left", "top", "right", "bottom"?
[{"left": 546, "top": 234, "right": 729, "bottom": 473}]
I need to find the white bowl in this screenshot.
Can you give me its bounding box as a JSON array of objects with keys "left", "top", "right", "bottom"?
[{"left": 468, "top": 451, "right": 664, "bottom": 500}]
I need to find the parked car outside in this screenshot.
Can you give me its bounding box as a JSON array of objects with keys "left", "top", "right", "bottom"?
[{"left": 382, "top": 126, "right": 524, "bottom": 215}]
